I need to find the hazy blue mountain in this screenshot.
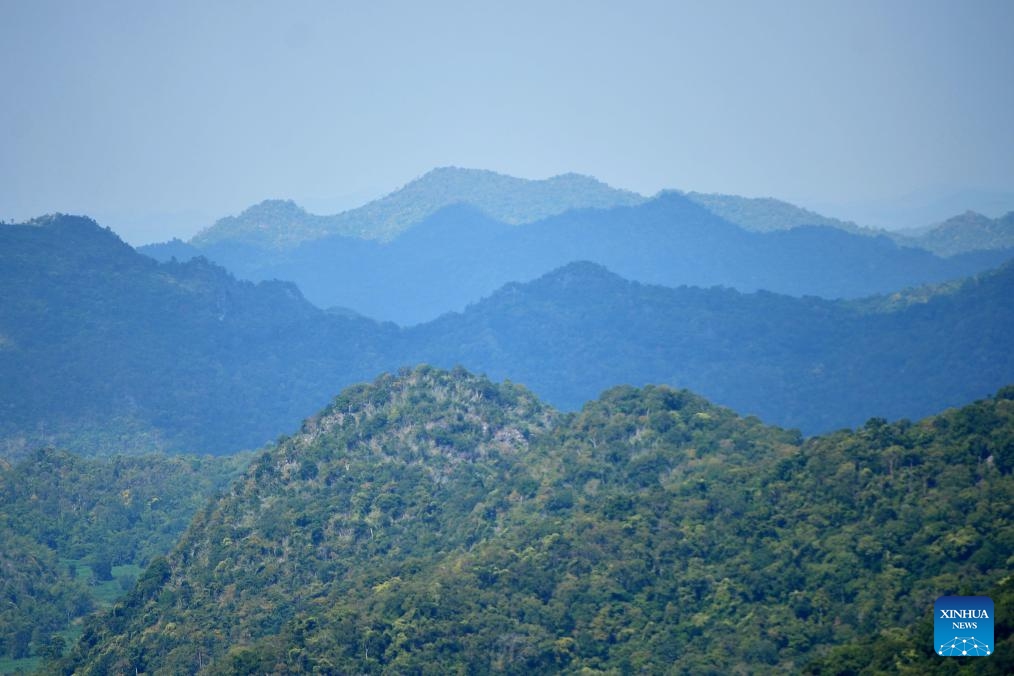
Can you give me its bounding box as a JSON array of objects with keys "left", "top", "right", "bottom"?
[
  {"left": 136, "top": 236, "right": 202, "bottom": 262},
  {"left": 893, "top": 210, "right": 1014, "bottom": 256},
  {"left": 4, "top": 214, "right": 1013, "bottom": 456},
  {"left": 403, "top": 260, "right": 1014, "bottom": 433},
  {"left": 188, "top": 167, "right": 645, "bottom": 248},
  {"left": 176, "top": 192, "right": 1013, "bottom": 325},
  {"left": 0, "top": 215, "right": 397, "bottom": 458},
  {"left": 681, "top": 190, "right": 872, "bottom": 234},
  {"left": 63, "top": 367, "right": 1014, "bottom": 674}
]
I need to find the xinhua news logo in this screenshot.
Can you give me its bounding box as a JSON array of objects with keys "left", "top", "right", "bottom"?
[{"left": 935, "top": 596, "right": 994, "bottom": 657}]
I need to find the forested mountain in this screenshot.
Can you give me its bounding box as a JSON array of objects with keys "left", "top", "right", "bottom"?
[
  {"left": 3, "top": 215, "right": 1014, "bottom": 455},
  {"left": 894, "top": 210, "right": 1014, "bottom": 257},
  {"left": 0, "top": 449, "right": 247, "bottom": 665},
  {"left": 806, "top": 575, "right": 1014, "bottom": 675},
  {"left": 0, "top": 215, "right": 397, "bottom": 458},
  {"left": 147, "top": 193, "right": 1013, "bottom": 325},
  {"left": 60, "top": 368, "right": 1014, "bottom": 674},
  {"left": 189, "top": 167, "right": 645, "bottom": 248}
]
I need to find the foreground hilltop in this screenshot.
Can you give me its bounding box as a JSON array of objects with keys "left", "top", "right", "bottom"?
[{"left": 64, "top": 366, "right": 1014, "bottom": 673}]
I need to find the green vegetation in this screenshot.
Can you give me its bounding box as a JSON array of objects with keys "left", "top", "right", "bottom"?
[
  {"left": 61, "top": 368, "right": 1014, "bottom": 674},
  {"left": 0, "top": 449, "right": 248, "bottom": 664},
  {"left": 805, "top": 575, "right": 1014, "bottom": 675}
]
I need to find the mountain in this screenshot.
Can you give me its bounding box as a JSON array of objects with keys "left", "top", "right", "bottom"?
[
  {"left": 895, "top": 210, "right": 1014, "bottom": 257},
  {"left": 188, "top": 167, "right": 645, "bottom": 249},
  {"left": 681, "top": 190, "right": 871, "bottom": 234},
  {"left": 403, "top": 260, "right": 1014, "bottom": 433},
  {"left": 0, "top": 448, "right": 247, "bottom": 664},
  {"left": 4, "top": 215, "right": 1014, "bottom": 455},
  {"left": 0, "top": 214, "right": 397, "bottom": 457},
  {"left": 62, "top": 368, "right": 1014, "bottom": 673},
  {"left": 159, "top": 193, "right": 1014, "bottom": 325},
  {"left": 137, "top": 237, "right": 207, "bottom": 262}
]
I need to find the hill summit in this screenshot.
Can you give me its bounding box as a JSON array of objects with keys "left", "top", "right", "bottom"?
[
  {"left": 190, "top": 167, "right": 645, "bottom": 248},
  {"left": 65, "top": 367, "right": 1014, "bottom": 673}
]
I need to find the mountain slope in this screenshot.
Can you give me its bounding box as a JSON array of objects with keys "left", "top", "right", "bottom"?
[
  {"left": 682, "top": 190, "right": 870, "bottom": 234},
  {"left": 896, "top": 210, "right": 1014, "bottom": 256},
  {"left": 806, "top": 575, "right": 1014, "bottom": 675},
  {"left": 404, "top": 260, "right": 1014, "bottom": 433},
  {"left": 0, "top": 215, "right": 397, "bottom": 457},
  {"left": 4, "top": 216, "right": 1014, "bottom": 454},
  {"left": 188, "top": 167, "right": 645, "bottom": 248},
  {"left": 63, "top": 369, "right": 1014, "bottom": 674},
  {"left": 173, "top": 193, "right": 1014, "bottom": 325},
  {"left": 0, "top": 449, "right": 247, "bottom": 662}
]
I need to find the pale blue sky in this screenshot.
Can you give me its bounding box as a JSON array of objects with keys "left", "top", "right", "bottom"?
[{"left": 2, "top": 0, "right": 1012, "bottom": 243}]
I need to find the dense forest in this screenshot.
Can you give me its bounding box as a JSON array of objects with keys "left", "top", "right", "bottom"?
[
  {"left": 3, "top": 216, "right": 1013, "bottom": 459},
  {"left": 53, "top": 367, "right": 1012, "bottom": 674},
  {"left": 0, "top": 450, "right": 248, "bottom": 667}
]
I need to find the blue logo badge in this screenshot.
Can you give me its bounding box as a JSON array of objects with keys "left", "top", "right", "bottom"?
[{"left": 934, "top": 596, "right": 994, "bottom": 657}]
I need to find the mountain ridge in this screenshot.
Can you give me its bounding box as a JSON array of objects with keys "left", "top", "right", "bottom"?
[
  {"left": 166, "top": 192, "right": 1014, "bottom": 325},
  {"left": 189, "top": 167, "right": 646, "bottom": 248},
  {"left": 895, "top": 209, "right": 1014, "bottom": 256},
  {"left": 4, "top": 214, "right": 1013, "bottom": 456}
]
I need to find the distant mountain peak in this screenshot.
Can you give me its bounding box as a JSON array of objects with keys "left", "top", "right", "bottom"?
[
  {"left": 680, "top": 191, "right": 871, "bottom": 235},
  {"left": 190, "top": 167, "right": 646, "bottom": 249},
  {"left": 899, "top": 209, "right": 1014, "bottom": 256},
  {"left": 240, "top": 198, "right": 306, "bottom": 216},
  {"left": 5, "top": 213, "right": 135, "bottom": 259},
  {"left": 543, "top": 259, "right": 612, "bottom": 279},
  {"left": 21, "top": 213, "right": 101, "bottom": 230}
]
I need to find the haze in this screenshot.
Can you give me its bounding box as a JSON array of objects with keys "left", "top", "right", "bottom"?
[{"left": 1, "top": 0, "right": 1012, "bottom": 243}]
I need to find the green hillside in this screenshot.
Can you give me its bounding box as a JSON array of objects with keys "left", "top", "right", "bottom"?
[
  {"left": 0, "top": 450, "right": 248, "bottom": 666},
  {"left": 61, "top": 368, "right": 1014, "bottom": 674},
  {"left": 805, "top": 575, "right": 1014, "bottom": 675}
]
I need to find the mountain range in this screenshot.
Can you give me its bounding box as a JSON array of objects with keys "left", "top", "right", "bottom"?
[
  {"left": 3, "top": 214, "right": 1013, "bottom": 457},
  {"left": 59, "top": 367, "right": 1014, "bottom": 674},
  {"left": 4, "top": 166, "right": 1014, "bottom": 674},
  {"left": 145, "top": 192, "right": 1013, "bottom": 326},
  {"left": 895, "top": 210, "right": 1014, "bottom": 256},
  {"left": 179, "top": 167, "right": 1014, "bottom": 253},
  {"left": 189, "top": 167, "right": 645, "bottom": 248}
]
